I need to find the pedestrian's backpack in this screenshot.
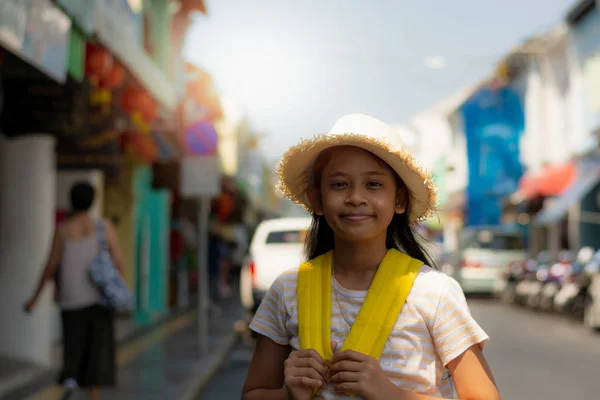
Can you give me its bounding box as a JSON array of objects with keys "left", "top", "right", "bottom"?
[
  {"left": 297, "top": 249, "right": 422, "bottom": 397},
  {"left": 88, "top": 220, "right": 135, "bottom": 313}
]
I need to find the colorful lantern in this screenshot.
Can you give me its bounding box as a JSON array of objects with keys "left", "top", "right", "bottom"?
[
  {"left": 141, "top": 96, "right": 158, "bottom": 123},
  {"left": 120, "top": 87, "right": 145, "bottom": 113},
  {"left": 99, "top": 63, "right": 126, "bottom": 90},
  {"left": 121, "top": 131, "right": 159, "bottom": 163},
  {"left": 85, "top": 44, "right": 113, "bottom": 85},
  {"left": 121, "top": 88, "right": 157, "bottom": 121}
]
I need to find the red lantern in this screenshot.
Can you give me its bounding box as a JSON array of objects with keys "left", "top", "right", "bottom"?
[
  {"left": 122, "top": 132, "right": 159, "bottom": 162},
  {"left": 120, "top": 87, "right": 158, "bottom": 123},
  {"left": 120, "top": 87, "right": 145, "bottom": 113},
  {"left": 141, "top": 96, "right": 158, "bottom": 123},
  {"left": 85, "top": 44, "right": 113, "bottom": 84},
  {"left": 103, "top": 63, "right": 125, "bottom": 90}
]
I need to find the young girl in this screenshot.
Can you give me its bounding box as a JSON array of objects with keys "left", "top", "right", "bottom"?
[{"left": 242, "top": 114, "right": 499, "bottom": 400}]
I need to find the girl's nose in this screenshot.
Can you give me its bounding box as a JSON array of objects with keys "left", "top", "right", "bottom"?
[{"left": 345, "top": 186, "right": 367, "bottom": 206}]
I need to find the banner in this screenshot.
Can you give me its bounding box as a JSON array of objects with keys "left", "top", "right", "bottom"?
[
  {"left": 461, "top": 86, "right": 525, "bottom": 226},
  {"left": 182, "top": 63, "right": 223, "bottom": 122},
  {"left": 0, "top": 0, "right": 71, "bottom": 83}
]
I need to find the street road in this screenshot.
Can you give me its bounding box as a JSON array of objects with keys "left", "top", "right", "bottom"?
[{"left": 201, "top": 300, "right": 600, "bottom": 399}]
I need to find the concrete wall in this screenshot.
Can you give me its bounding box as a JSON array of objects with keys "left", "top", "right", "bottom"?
[
  {"left": 541, "top": 41, "right": 572, "bottom": 165},
  {"left": 521, "top": 60, "right": 547, "bottom": 173},
  {"left": 104, "top": 163, "right": 136, "bottom": 291},
  {"left": 446, "top": 111, "right": 468, "bottom": 194},
  {"left": 521, "top": 39, "right": 587, "bottom": 171},
  {"left": 0, "top": 134, "right": 56, "bottom": 365}
]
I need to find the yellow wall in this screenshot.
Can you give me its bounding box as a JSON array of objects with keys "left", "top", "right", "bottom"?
[{"left": 103, "top": 162, "right": 136, "bottom": 289}]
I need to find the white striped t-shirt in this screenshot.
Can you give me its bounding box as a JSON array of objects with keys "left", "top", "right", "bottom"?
[{"left": 250, "top": 265, "right": 489, "bottom": 399}]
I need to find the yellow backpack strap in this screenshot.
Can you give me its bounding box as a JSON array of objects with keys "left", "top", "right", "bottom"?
[
  {"left": 297, "top": 251, "right": 335, "bottom": 362},
  {"left": 341, "top": 249, "right": 423, "bottom": 359}
]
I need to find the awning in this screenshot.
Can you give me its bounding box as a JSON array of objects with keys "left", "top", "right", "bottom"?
[
  {"left": 56, "top": 0, "right": 97, "bottom": 35},
  {"left": 95, "top": 0, "right": 176, "bottom": 110},
  {"left": 0, "top": 0, "right": 71, "bottom": 83},
  {"left": 534, "top": 166, "right": 600, "bottom": 225},
  {"left": 519, "top": 162, "right": 576, "bottom": 199}
]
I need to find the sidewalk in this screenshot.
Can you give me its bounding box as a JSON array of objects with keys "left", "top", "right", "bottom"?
[
  {"left": 0, "top": 356, "right": 48, "bottom": 398},
  {"left": 0, "top": 310, "right": 186, "bottom": 398},
  {"left": 3, "top": 299, "right": 244, "bottom": 400}
]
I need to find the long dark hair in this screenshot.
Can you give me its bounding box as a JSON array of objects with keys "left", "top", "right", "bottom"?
[{"left": 303, "top": 150, "right": 436, "bottom": 267}]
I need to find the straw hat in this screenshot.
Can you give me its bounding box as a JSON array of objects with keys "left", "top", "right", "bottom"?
[{"left": 275, "top": 114, "right": 438, "bottom": 224}]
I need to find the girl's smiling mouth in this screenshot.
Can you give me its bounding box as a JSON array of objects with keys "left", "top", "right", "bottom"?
[{"left": 340, "top": 214, "right": 374, "bottom": 222}]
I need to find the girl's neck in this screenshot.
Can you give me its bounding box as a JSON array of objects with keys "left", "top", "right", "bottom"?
[{"left": 332, "top": 236, "right": 388, "bottom": 291}]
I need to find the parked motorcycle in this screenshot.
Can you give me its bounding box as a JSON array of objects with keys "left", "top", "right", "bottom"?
[
  {"left": 538, "top": 250, "right": 573, "bottom": 312},
  {"left": 515, "top": 251, "right": 550, "bottom": 307},
  {"left": 499, "top": 258, "right": 534, "bottom": 305},
  {"left": 554, "top": 247, "right": 594, "bottom": 319},
  {"left": 584, "top": 260, "right": 600, "bottom": 332}
]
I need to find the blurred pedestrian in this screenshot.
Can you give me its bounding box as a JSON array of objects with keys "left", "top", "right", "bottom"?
[{"left": 24, "top": 182, "right": 125, "bottom": 400}]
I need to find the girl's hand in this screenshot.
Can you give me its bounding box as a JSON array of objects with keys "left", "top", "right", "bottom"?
[
  {"left": 283, "top": 349, "right": 330, "bottom": 400},
  {"left": 330, "top": 350, "right": 392, "bottom": 400}
]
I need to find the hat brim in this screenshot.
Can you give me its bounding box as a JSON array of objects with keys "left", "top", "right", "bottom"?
[{"left": 275, "top": 133, "right": 438, "bottom": 224}]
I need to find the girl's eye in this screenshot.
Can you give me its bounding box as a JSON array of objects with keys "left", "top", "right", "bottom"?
[
  {"left": 367, "top": 181, "right": 383, "bottom": 188},
  {"left": 330, "top": 182, "right": 347, "bottom": 189}
]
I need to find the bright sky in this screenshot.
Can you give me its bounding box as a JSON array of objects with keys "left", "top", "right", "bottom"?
[{"left": 185, "top": 0, "right": 576, "bottom": 164}]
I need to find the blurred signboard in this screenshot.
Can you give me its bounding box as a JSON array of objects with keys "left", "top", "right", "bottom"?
[
  {"left": 0, "top": 77, "right": 121, "bottom": 174},
  {"left": 0, "top": 78, "right": 88, "bottom": 137},
  {"left": 57, "top": 0, "right": 97, "bottom": 34},
  {"left": 0, "top": 0, "right": 71, "bottom": 83},
  {"left": 55, "top": 81, "right": 122, "bottom": 175},
  {"left": 180, "top": 156, "right": 221, "bottom": 198},
  {"left": 184, "top": 120, "right": 218, "bottom": 155},
  {"left": 461, "top": 86, "right": 525, "bottom": 226}
]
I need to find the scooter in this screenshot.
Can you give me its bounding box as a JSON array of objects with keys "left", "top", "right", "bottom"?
[
  {"left": 516, "top": 251, "right": 550, "bottom": 308},
  {"left": 539, "top": 250, "right": 573, "bottom": 312},
  {"left": 499, "top": 258, "right": 533, "bottom": 305},
  {"left": 584, "top": 260, "right": 600, "bottom": 332},
  {"left": 554, "top": 247, "right": 594, "bottom": 319}
]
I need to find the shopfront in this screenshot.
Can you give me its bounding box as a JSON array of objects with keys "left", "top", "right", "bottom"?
[{"left": 0, "top": 0, "right": 72, "bottom": 365}]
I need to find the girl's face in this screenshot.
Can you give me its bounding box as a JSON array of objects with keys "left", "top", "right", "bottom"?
[{"left": 309, "top": 146, "right": 407, "bottom": 244}]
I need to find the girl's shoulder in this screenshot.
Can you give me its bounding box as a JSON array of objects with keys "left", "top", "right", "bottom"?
[
  {"left": 272, "top": 266, "right": 301, "bottom": 292},
  {"left": 410, "top": 265, "right": 468, "bottom": 319},
  {"left": 413, "top": 264, "right": 458, "bottom": 292}
]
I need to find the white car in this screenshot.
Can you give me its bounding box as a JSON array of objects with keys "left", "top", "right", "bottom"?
[
  {"left": 457, "top": 226, "right": 527, "bottom": 295},
  {"left": 240, "top": 217, "right": 312, "bottom": 313}
]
